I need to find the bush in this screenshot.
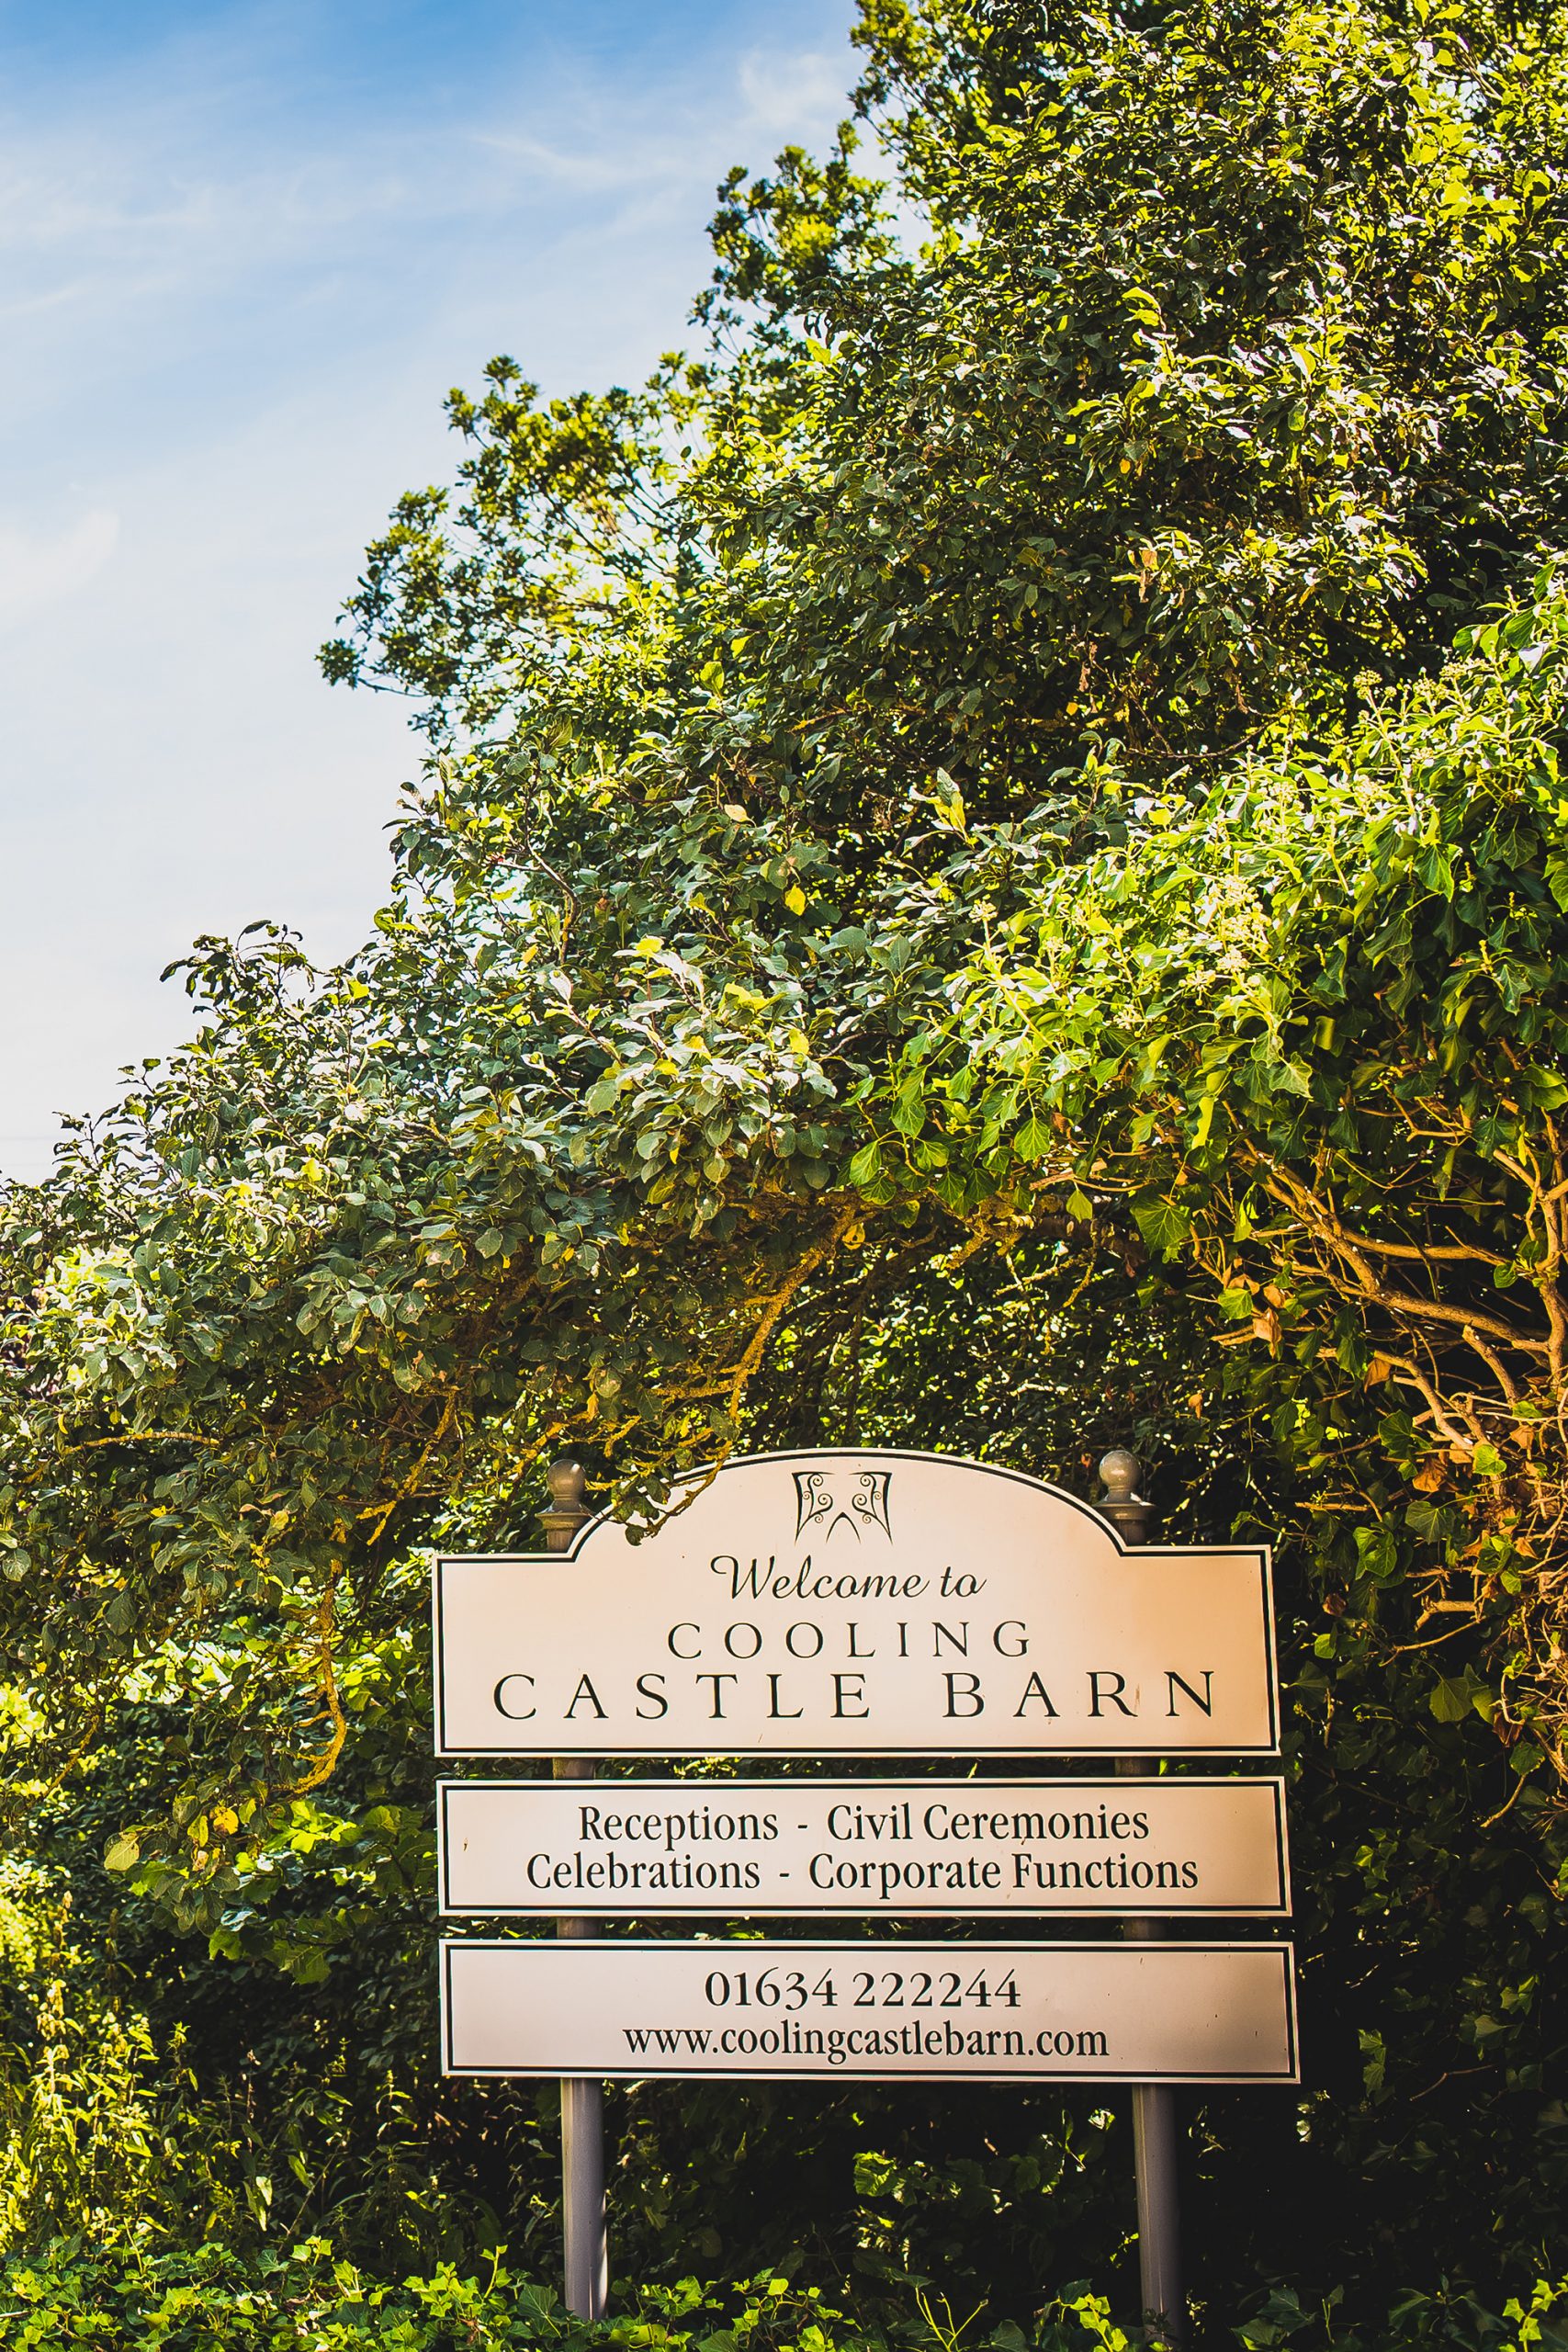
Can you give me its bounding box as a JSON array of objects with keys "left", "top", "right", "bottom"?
[
  {"left": 2, "top": 2245, "right": 1566, "bottom": 2352},
  {"left": 0, "top": 2246, "right": 886, "bottom": 2352}
]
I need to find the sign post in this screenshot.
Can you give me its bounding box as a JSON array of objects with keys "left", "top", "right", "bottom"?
[
  {"left": 540, "top": 1461, "right": 607, "bottom": 2324},
  {"left": 434, "top": 1447, "right": 1290, "bottom": 2343},
  {"left": 1099, "top": 1452, "right": 1183, "bottom": 2340}
]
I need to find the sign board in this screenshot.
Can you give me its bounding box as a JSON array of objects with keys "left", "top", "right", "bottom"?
[
  {"left": 437, "top": 1775, "right": 1291, "bottom": 1917},
  {"left": 434, "top": 1450, "right": 1277, "bottom": 1757},
  {"left": 440, "top": 1938, "right": 1299, "bottom": 2084}
]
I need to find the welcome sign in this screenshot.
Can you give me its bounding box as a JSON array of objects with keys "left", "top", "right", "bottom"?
[{"left": 434, "top": 1450, "right": 1279, "bottom": 1757}]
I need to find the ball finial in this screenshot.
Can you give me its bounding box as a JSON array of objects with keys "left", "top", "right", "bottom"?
[
  {"left": 540, "top": 1457, "right": 592, "bottom": 1552},
  {"left": 1099, "top": 1448, "right": 1140, "bottom": 1503},
  {"left": 547, "top": 1458, "right": 588, "bottom": 1510},
  {"left": 1097, "top": 1448, "right": 1154, "bottom": 1542}
]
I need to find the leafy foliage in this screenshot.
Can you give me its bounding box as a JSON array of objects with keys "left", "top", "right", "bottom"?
[
  {"left": 0, "top": 2248, "right": 892, "bottom": 2352},
  {"left": 2, "top": 2243, "right": 1566, "bottom": 2352},
  {"left": 908, "top": 578, "right": 1568, "bottom": 1777}
]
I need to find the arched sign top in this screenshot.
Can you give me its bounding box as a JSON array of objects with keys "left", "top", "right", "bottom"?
[
  {"left": 434, "top": 1447, "right": 1278, "bottom": 1759},
  {"left": 550, "top": 1449, "right": 1156, "bottom": 1565}
]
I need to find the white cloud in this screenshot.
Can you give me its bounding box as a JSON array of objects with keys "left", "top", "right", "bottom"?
[
  {"left": 739, "top": 47, "right": 850, "bottom": 136},
  {"left": 0, "top": 508, "right": 118, "bottom": 633}
]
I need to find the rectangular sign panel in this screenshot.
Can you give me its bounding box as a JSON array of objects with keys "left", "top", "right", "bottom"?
[
  {"left": 435, "top": 1449, "right": 1278, "bottom": 1757},
  {"left": 437, "top": 1776, "right": 1291, "bottom": 1917},
  {"left": 440, "top": 1938, "right": 1299, "bottom": 2083}
]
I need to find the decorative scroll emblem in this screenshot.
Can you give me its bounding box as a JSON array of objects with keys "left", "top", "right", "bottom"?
[{"left": 793, "top": 1469, "right": 893, "bottom": 1544}]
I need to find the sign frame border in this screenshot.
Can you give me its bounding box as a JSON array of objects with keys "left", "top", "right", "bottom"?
[
  {"left": 438, "top": 1935, "right": 1300, "bottom": 2086},
  {"left": 434, "top": 1773, "right": 1292, "bottom": 1919},
  {"left": 432, "top": 1447, "right": 1280, "bottom": 1759}
]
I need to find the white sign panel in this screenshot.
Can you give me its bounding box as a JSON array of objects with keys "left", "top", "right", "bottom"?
[
  {"left": 434, "top": 1450, "right": 1277, "bottom": 1758},
  {"left": 437, "top": 1776, "right": 1291, "bottom": 1917},
  {"left": 440, "top": 1938, "right": 1298, "bottom": 2083}
]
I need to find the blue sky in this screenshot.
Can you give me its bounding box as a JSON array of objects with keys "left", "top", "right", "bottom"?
[{"left": 0, "top": 0, "right": 857, "bottom": 1177}]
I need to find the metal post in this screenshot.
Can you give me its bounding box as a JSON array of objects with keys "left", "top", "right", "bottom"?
[
  {"left": 543, "top": 1461, "right": 608, "bottom": 2323},
  {"left": 1100, "top": 1449, "right": 1184, "bottom": 2346},
  {"left": 555, "top": 1765, "right": 608, "bottom": 2320}
]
